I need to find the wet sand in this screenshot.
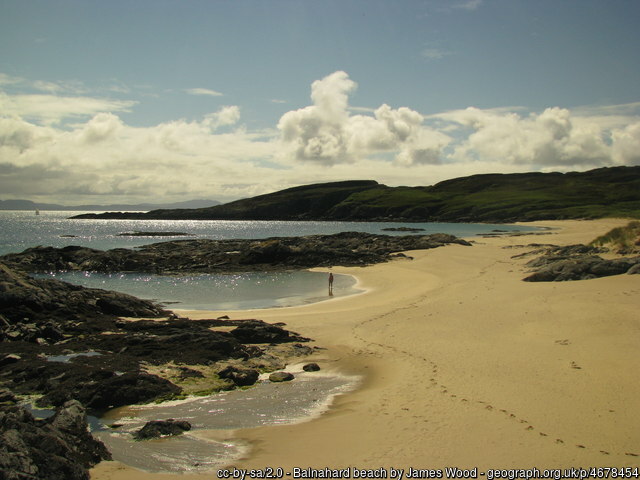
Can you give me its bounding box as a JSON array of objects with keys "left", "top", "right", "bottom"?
[{"left": 91, "top": 219, "right": 640, "bottom": 478}]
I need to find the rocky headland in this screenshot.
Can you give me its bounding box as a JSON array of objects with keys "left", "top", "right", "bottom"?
[{"left": 1, "top": 232, "right": 472, "bottom": 274}]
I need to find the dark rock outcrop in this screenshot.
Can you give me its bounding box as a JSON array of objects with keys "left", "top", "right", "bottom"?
[
  {"left": 230, "top": 321, "right": 305, "bottom": 344},
  {"left": 522, "top": 244, "right": 640, "bottom": 281},
  {"left": 133, "top": 419, "right": 192, "bottom": 440},
  {"left": 0, "top": 395, "right": 111, "bottom": 480},
  {"left": 39, "top": 371, "right": 183, "bottom": 410},
  {"left": 0, "top": 262, "right": 311, "bottom": 411},
  {"left": 0, "top": 262, "right": 167, "bottom": 344},
  {"left": 1, "top": 232, "right": 472, "bottom": 275}
]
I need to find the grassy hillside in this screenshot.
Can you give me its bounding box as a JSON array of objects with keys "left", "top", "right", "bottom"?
[
  {"left": 73, "top": 166, "right": 640, "bottom": 222},
  {"left": 328, "top": 167, "right": 640, "bottom": 222},
  {"left": 132, "top": 180, "right": 381, "bottom": 220}
]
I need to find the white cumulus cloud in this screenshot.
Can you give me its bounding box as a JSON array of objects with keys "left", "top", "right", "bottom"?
[
  {"left": 436, "top": 106, "right": 614, "bottom": 169},
  {"left": 1, "top": 71, "right": 638, "bottom": 205},
  {"left": 278, "top": 71, "right": 451, "bottom": 166}
]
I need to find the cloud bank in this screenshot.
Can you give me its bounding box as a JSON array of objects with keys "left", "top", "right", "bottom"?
[{"left": 0, "top": 71, "right": 639, "bottom": 204}]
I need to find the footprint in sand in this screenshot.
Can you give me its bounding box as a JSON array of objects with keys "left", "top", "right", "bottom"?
[
  {"left": 556, "top": 439, "right": 564, "bottom": 444},
  {"left": 555, "top": 339, "right": 571, "bottom": 346},
  {"left": 576, "top": 444, "right": 586, "bottom": 449},
  {"left": 526, "top": 426, "right": 534, "bottom": 431},
  {"left": 600, "top": 451, "right": 610, "bottom": 455},
  {"left": 570, "top": 361, "right": 582, "bottom": 370}
]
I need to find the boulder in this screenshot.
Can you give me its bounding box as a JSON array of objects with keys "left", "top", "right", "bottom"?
[
  {"left": 133, "top": 419, "right": 192, "bottom": 440},
  {"left": 218, "top": 366, "right": 259, "bottom": 387},
  {"left": 269, "top": 371, "right": 294, "bottom": 383},
  {"left": 302, "top": 362, "right": 321, "bottom": 372}
]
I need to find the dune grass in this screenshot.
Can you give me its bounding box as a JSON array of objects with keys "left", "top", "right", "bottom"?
[{"left": 590, "top": 221, "right": 640, "bottom": 253}]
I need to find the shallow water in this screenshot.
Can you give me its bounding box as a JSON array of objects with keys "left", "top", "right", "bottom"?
[
  {"left": 44, "top": 351, "right": 102, "bottom": 362},
  {"left": 95, "top": 370, "right": 360, "bottom": 473},
  {"left": 33, "top": 270, "right": 361, "bottom": 310}
]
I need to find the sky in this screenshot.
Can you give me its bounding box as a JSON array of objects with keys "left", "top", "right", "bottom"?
[{"left": 1, "top": 0, "right": 639, "bottom": 205}]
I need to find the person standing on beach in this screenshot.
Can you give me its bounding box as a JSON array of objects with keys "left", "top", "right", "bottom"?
[{"left": 328, "top": 272, "right": 334, "bottom": 296}]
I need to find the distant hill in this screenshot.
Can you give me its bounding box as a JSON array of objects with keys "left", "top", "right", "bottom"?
[
  {"left": 0, "top": 199, "right": 220, "bottom": 212},
  {"left": 72, "top": 167, "right": 640, "bottom": 223}
]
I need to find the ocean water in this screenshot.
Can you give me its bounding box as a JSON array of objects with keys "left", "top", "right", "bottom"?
[
  {"left": 2, "top": 210, "right": 538, "bottom": 309},
  {"left": 0, "top": 210, "right": 538, "bottom": 255}
]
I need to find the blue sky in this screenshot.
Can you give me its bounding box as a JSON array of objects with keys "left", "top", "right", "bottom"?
[{"left": 1, "top": 0, "right": 639, "bottom": 204}]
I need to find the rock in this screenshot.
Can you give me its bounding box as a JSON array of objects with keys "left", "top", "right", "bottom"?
[
  {"left": 269, "top": 371, "right": 294, "bottom": 382},
  {"left": 628, "top": 263, "right": 640, "bottom": 275},
  {"left": 0, "top": 262, "right": 168, "bottom": 339},
  {"left": 49, "top": 400, "right": 112, "bottom": 465},
  {"left": 177, "top": 366, "right": 205, "bottom": 380},
  {"left": 302, "top": 362, "right": 321, "bottom": 372},
  {"left": 81, "top": 372, "right": 182, "bottom": 410},
  {"left": 36, "top": 371, "right": 182, "bottom": 410},
  {"left": 0, "top": 261, "right": 313, "bottom": 412},
  {"left": 218, "top": 366, "right": 259, "bottom": 387},
  {"left": 1, "top": 232, "right": 471, "bottom": 275},
  {"left": 524, "top": 254, "right": 640, "bottom": 282},
  {"left": 231, "top": 323, "right": 299, "bottom": 343},
  {"left": 0, "top": 353, "right": 21, "bottom": 367},
  {"left": 0, "top": 389, "right": 17, "bottom": 404},
  {"left": 0, "top": 396, "right": 111, "bottom": 480},
  {"left": 382, "top": 227, "right": 425, "bottom": 232},
  {"left": 133, "top": 419, "right": 192, "bottom": 440}
]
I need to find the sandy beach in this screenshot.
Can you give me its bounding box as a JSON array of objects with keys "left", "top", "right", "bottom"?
[{"left": 91, "top": 219, "right": 640, "bottom": 479}]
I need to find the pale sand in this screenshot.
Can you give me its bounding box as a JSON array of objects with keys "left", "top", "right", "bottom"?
[{"left": 91, "top": 219, "right": 640, "bottom": 479}]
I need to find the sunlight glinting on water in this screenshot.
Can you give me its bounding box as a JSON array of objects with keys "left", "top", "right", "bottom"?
[
  {"left": 0, "top": 210, "right": 538, "bottom": 256},
  {"left": 34, "top": 270, "right": 360, "bottom": 310}
]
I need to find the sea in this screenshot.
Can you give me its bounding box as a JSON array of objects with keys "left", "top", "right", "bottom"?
[
  {"left": 1, "top": 210, "right": 538, "bottom": 310},
  {"left": 5, "top": 210, "right": 538, "bottom": 472}
]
